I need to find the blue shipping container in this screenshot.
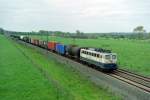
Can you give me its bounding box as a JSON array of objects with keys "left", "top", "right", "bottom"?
[{"left": 56, "top": 44, "right": 66, "bottom": 55}]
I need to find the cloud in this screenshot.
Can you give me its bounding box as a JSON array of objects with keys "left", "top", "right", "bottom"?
[{"left": 0, "top": 0, "right": 150, "bottom": 32}]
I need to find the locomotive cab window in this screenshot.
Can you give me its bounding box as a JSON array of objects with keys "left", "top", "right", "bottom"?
[
  {"left": 81, "top": 51, "right": 84, "bottom": 53},
  {"left": 89, "top": 52, "right": 91, "bottom": 55},
  {"left": 86, "top": 51, "right": 87, "bottom": 54},
  {"left": 96, "top": 54, "right": 99, "bottom": 57},
  {"left": 92, "top": 53, "right": 94, "bottom": 56},
  {"left": 83, "top": 51, "right": 85, "bottom": 54},
  {"left": 105, "top": 55, "right": 111, "bottom": 59}
]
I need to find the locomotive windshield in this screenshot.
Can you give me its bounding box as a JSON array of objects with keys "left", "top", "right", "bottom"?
[
  {"left": 105, "top": 54, "right": 116, "bottom": 60},
  {"left": 112, "top": 55, "right": 117, "bottom": 59}
]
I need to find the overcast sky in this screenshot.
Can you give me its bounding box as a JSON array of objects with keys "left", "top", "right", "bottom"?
[{"left": 0, "top": 0, "right": 150, "bottom": 32}]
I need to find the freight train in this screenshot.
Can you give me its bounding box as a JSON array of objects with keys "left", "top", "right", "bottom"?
[{"left": 10, "top": 35, "right": 118, "bottom": 71}]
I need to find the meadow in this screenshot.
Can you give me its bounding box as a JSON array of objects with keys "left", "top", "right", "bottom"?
[
  {"left": 31, "top": 35, "right": 150, "bottom": 76},
  {"left": 0, "top": 34, "right": 120, "bottom": 100},
  {"left": 0, "top": 35, "right": 64, "bottom": 100}
]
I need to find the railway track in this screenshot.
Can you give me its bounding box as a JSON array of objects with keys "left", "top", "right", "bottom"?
[
  {"left": 109, "top": 69, "right": 150, "bottom": 93},
  {"left": 10, "top": 36, "right": 150, "bottom": 95}
]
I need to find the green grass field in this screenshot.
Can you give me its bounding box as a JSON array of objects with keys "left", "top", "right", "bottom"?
[
  {"left": 31, "top": 35, "right": 150, "bottom": 76},
  {"left": 0, "top": 34, "right": 120, "bottom": 100},
  {"left": 0, "top": 35, "right": 65, "bottom": 100}
]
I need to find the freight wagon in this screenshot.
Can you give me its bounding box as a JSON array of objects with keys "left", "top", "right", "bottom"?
[
  {"left": 39, "top": 40, "right": 43, "bottom": 47},
  {"left": 23, "top": 37, "right": 29, "bottom": 42},
  {"left": 31, "top": 39, "right": 39, "bottom": 45},
  {"left": 39, "top": 40, "right": 47, "bottom": 48},
  {"left": 29, "top": 38, "right": 31, "bottom": 43},
  {"left": 48, "top": 42, "right": 57, "bottom": 51},
  {"left": 31, "top": 39, "right": 34, "bottom": 44},
  {"left": 56, "top": 44, "right": 66, "bottom": 55},
  {"left": 66, "top": 45, "right": 81, "bottom": 58},
  {"left": 34, "top": 39, "right": 39, "bottom": 46}
]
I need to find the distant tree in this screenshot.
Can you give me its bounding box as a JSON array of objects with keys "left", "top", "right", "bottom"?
[
  {"left": 148, "top": 32, "right": 150, "bottom": 39},
  {"left": 39, "top": 30, "right": 45, "bottom": 34},
  {"left": 0, "top": 28, "right": 4, "bottom": 34},
  {"left": 76, "top": 30, "right": 81, "bottom": 36},
  {"left": 55, "top": 31, "right": 63, "bottom": 36},
  {"left": 133, "top": 26, "right": 146, "bottom": 33},
  {"left": 120, "top": 35, "right": 125, "bottom": 39},
  {"left": 133, "top": 26, "right": 146, "bottom": 39},
  {"left": 76, "top": 30, "right": 86, "bottom": 38},
  {"left": 66, "top": 32, "right": 70, "bottom": 36},
  {"left": 31, "top": 31, "right": 38, "bottom": 35},
  {"left": 39, "top": 30, "right": 49, "bottom": 36}
]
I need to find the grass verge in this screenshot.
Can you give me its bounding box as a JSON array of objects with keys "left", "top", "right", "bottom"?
[{"left": 0, "top": 35, "right": 73, "bottom": 100}]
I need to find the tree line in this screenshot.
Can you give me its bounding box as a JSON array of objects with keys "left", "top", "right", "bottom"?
[{"left": 1, "top": 25, "right": 150, "bottom": 40}]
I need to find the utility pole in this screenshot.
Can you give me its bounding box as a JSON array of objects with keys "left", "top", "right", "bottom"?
[{"left": 47, "top": 31, "right": 48, "bottom": 50}]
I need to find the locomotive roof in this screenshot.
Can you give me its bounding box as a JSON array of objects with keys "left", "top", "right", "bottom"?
[{"left": 81, "top": 48, "right": 112, "bottom": 54}]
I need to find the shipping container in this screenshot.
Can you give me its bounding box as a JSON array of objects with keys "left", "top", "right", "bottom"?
[
  {"left": 39, "top": 40, "right": 43, "bottom": 47},
  {"left": 23, "top": 37, "right": 29, "bottom": 42},
  {"left": 47, "top": 42, "right": 57, "bottom": 50},
  {"left": 20, "top": 36, "right": 24, "bottom": 40},
  {"left": 35, "top": 39, "right": 39, "bottom": 46},
  {"left": 31, "top": 39, "right": 34, "bottom": 44},
  {"left": 43, "top": 41, "right": 48, "bottom": 49},
  {"left": 39, "top": 40, "right": 47, "bottom": 48},
  {"left": 31, "top": 39, "right": 39, "bottom": 45},
  {"left": 56, "top": 44, "right": 66, "bottom": 55},
  {"left": 29, "top": 38, "right": 31, "bottom": 43}
]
